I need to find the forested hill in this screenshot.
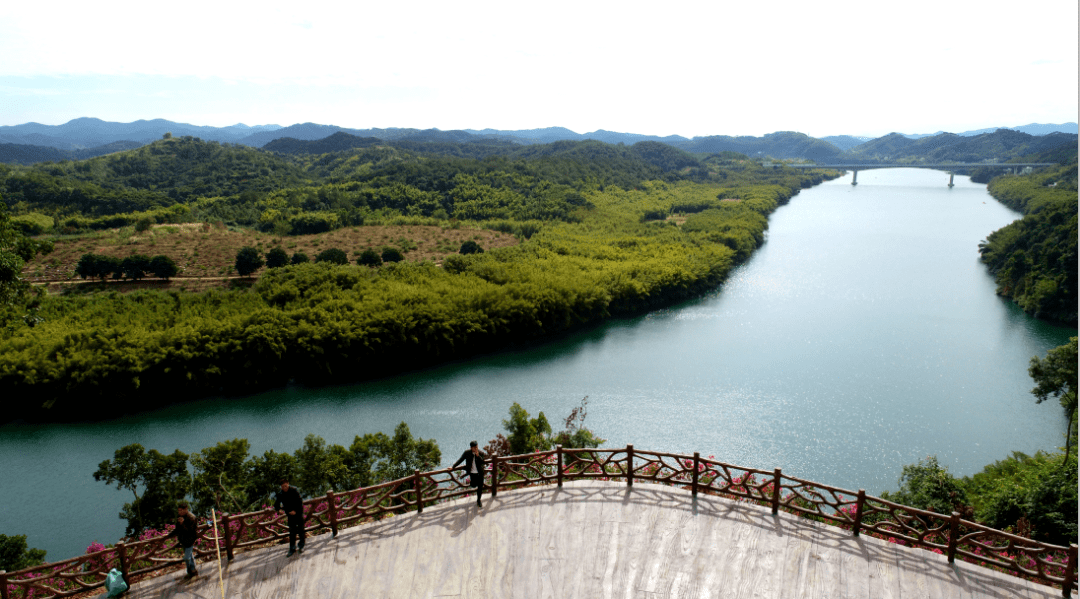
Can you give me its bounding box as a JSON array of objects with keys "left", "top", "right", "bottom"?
[
  {"left": 3, "top": 118, "right": 1078, "bottom": 166},
  {"left": 0, "top": 134, "right": 840, "bottom": 421},
  {"left": 670, "top": 132, "right": 843, "bottom": 161},
  {"left": 979, "top": 149, "right": 1078, "bottom": 324},
  {"left": 0, "top": 141, "right": 147, "bottom": 166},
  {"left": 844, "top": 129, "right": 1078, "bottom": 163}
]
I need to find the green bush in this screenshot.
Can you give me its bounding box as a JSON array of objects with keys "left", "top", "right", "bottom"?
[
  {"left": 315, "top": 248, "right": 348, "bottom": 265},
  {"left": 961, "top": 451, "right": 1078, "bottom": 544},
  {"left": 265, "top": 247, "right": 289, "bottom": 269},
  {"left": 356, "top": 249, "right": 382, "bottom": 267},
  {"left": 235, "top": 246, "right": 264, "bottom": 277},
  {"left": 149, "top": 255, "right": 178, "bottom": 280},
  {"left": 290, "top": 251, "right": 310, "bottom": 265},
  {"left": 880, "top": 456, "right": 970, "bottom": 516},
  {"left": 0, "top": 534, "right": 47, "bottom": 572},
  {"left": 459, "top": 240, "right": 484, "bottom": 255},
  {"left": 381, "top": 247, "right": 404, "bottom": 263},
  {"left": 10, "top": 213, "right": 53, "bottom": 236}
]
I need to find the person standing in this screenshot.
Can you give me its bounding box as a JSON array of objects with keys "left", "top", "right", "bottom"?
[
  {"left": 453, "top": 441, "right": 486, "bottom": 508},
  {"left": 165, "top": 502, "right": 198, "bottom": 579},
  {"left": 274, "top": 478, "right": 305, "bottom": 557}
]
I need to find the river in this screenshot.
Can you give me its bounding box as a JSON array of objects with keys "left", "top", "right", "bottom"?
[{"left": 1, "top": 168, "right": 1075, "bottom": 561}]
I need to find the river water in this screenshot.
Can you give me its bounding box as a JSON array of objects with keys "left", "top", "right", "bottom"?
[{"left": 1, "top": 168, "right": 1075, "bottom": 561}]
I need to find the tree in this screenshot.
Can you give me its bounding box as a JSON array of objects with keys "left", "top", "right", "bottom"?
[
  {"left": 502, "top": 403, "right": 552, "bottom": 455},
  {"left": 1029, "top": 337, "right": 1078, "bottom": 460},
  {"left": 347, "top": 423, "right": 441, "bottom": 485},
  {"left": 93, "top": 444, "right": 191, "bottom": 535},
  {"left": 290, "top": 251, "right": 310, "bottom": 265},
  {"left": 265, "top": 247, "right": 289, "bottom": 269},
  {"left": 190, "top": 439, "right": 252, "bottom": 515},
  {"left": 99, "top": 255, "right": 121, "bottom": 281},
  {"left": 235, "top": 246, "right": 264, "bottom": 277},
  {"left": 315, "top": 248, "right": 348, "bottom": 265},
  {"left": 293, "top": 434, "right": 353, "bottom": 496},
  {"left": 119, "top": 254, "right": 151, "bottom": 280},
  {"left": 0, "top": 200, "right": 53, "bottom": 309},
  {"left": 552, "top": 396, "right": 606, "bottom": 449},
  {"left": 0, "top": 534, "right": 46, "bottom": 572},
  {"left": 881, "top": 456, "right": 970, "bottom": 517},
  {"left": 357, "top": 249, "right": 382, "bottom": 267},
  {"left": 248, "top": 449, "right": 299, "bottom": 508},
  {"left": 149, "top": 255, "right": 179, "bottom": 280},
  {"left": 381, "top": 248, "right": 404, "bottom": 263},
  {"left": 459, "top": 240, "right": 484, "bottom": 255},
  {"left": 75, "top": 253, "right": 103, "bottom": 280}
]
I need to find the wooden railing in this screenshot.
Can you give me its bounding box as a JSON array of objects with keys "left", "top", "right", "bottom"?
[{"left": 2, "top": 445, "right": 1076, "bottom": 598}]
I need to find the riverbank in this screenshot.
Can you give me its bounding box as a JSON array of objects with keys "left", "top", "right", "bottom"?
[
  {"left": 979, "top": 163, "right": 1078, "bottom": 325},
  {"left": 0, "top": 174, "right": 837, "bottom": 424}
]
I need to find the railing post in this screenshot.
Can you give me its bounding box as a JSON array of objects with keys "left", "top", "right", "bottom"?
[
  {"left": 1063, "top": 544, "right": 1077, "bottom": 598},
  {"left": 771, "top": 468, "right": 782, "bottom": 514},
  {"left": 491, "top": 456, "right": 499, "bottom": 498},
  {"left": 2, "top": 569, "right": 10, "bottom": 599},
  {"left": 326, "top": 490, "right": 338, "bottom": 538},
  {"left": 852, "top": 490, "right": 866, "bottom": 537},
  {"left": 691, "top": 452, "right": 700, "bottom": 496},
  {"left": 414, "top": 470, "right": 423, "bottom": 514},
  {"left": 556, "top": 445, "right": 563, "bottom": 488},
  {"left": 626, "top": 444, "right": 634, "bottom": 487},
  {"left": 221, "top": 513, "right": 234, "bottom": 561},
  {"left": 118, "top": 541, "right": 129, "bottom": 584},
  {"left": 946, "top": 511, "right": 961, "bottom": 563}
]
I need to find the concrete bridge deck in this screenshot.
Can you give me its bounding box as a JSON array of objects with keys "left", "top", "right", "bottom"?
[{"left": 115, "top": 481, "right": 1065, "bottom": 598}]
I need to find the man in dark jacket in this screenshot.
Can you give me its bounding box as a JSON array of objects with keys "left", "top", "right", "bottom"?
[
  {"left": 166, "top": 502, "right": 198, "bottom": 578},
  {"left": 274, "top": 478, "right": 305, "bottom": 556},
  {"left": 452, "top": 441, "right": 486, "bottom": 508}
]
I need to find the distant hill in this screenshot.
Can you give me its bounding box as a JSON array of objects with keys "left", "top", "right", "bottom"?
[
  {"left": 902, "top": 122, "right": 1077, "bottom": 139},
  {"left": 1, "top": 118, "right": 1075, "bottom": 166},
  {"left": 463, "top": 127, "right": 691, "bottom": 146},
  {"left": 846, "top": 129, "right": 1079, "bottom": 163},
  {"left": 821, "top": 135, "right": 871, "bottom": 152},
  {"left": 0, "top": 140, "right": 147, "bottom": 165},
  {"left": 0, "top": 118, "right": 282, "bottom": 150},
  {"left": 670, "top": 132, "right": 843, "bottom": 162},
  {"left": 262, "top": 131, "right": 384, "bottom": 154}
]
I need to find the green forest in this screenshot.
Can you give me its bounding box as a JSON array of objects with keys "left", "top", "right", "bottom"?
[
  {"left": 978, "top": 155, "right": 1077, "bottom": 324},
  {"left": 0, "top": 136, "right": 837, "bottom": 421}
]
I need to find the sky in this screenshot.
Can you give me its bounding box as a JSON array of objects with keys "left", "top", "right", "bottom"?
[{"left": 1, "top": 0, "right": 1076, "bottom": 138}]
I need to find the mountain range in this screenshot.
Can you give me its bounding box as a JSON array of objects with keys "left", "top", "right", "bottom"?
[{"left": 0, "top": 118, "right": 1075, "bottom": 166}]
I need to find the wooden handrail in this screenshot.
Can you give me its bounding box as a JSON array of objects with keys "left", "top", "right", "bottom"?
[{"left": 4, "top": 447, "right": 1076, "bottom": 598}]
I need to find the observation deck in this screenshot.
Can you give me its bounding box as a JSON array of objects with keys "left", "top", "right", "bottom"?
[
  {"left": 5, "top": 447, "right": 1073, "bottom": 598},
  {"left": 119, "top": 481, "right": 1064, "bottom": 598}
]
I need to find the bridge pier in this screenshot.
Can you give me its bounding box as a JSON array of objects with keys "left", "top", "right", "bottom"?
[
  {"left": 851, "top": 170, "right": 858, "bottom": 186},
  {"left": 948, "top": 172, "right": 954, "bottom": 188}
]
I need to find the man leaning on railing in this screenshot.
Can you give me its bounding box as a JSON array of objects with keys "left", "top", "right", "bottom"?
[{"left": 453, "top": 441, "right": 487, "bottom": 508}]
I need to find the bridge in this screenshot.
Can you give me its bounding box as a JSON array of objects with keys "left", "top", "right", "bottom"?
[
  {"left": 780, "top": 163, "right": 1058, "bottom": 187},
  {"left": 2, "top": 447, "right": 1075, "bottom": 598}
]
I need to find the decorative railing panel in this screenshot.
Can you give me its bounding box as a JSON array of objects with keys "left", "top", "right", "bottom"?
[{"left": 3, "top": 445, "right": 1075, "bottom": 599}]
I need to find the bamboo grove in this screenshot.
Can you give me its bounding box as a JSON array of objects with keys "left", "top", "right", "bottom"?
[{"left": 0, "top": 137, "right": 837, "bottom": 420}]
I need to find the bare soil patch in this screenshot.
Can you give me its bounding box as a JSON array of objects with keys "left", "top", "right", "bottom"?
[{"left": 24, "top": 223, "right": 518, "bottom": 292}]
